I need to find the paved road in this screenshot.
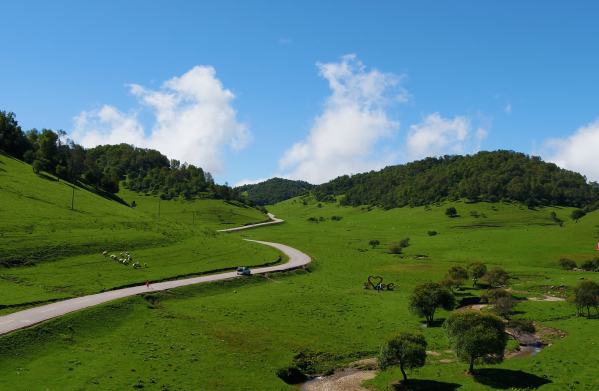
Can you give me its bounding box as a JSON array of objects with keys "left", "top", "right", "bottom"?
[
  {"left": 217, "top": 213, "right": 283, "bottom": 232},
  {"left": 0, "top": 216, "right": 309, "bottom": 337}
]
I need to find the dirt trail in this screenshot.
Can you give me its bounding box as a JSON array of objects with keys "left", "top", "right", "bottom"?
[{"left": 306, "top": 372, "right": 376, "bottom": 391}]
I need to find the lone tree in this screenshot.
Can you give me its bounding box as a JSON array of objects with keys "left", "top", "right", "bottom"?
[
  {"left": 445, "top": 207, "right": 457, "bottom": 218},
  {"left": 377, "top": 330, "right": 427, "bottom": 383},
  {"left": 443, "top": 310, "right": 508, "bottom": 374},
  {"left": 369, "top": 239, "right": 380, "bottom": 249},
  {"left": 484, "top": 267, "right": 510, "bottom": 290},
  {"left": 467, "top": 261, "right": 487, "bottom": 287},
  {"left": 570, "top": 209, "right": 586, "bottom": 223},
  {"left": 408, "top": 281, "right": 456, "bottom": 325},
  {"left": 558, "top": 258, "right": 577, "bottom": 270},
  {"left": 568, "top": 280, "right": 599, "bottom": 318},
  {"left": 446, "top": 265, "right": 469, "bottom": 290}
]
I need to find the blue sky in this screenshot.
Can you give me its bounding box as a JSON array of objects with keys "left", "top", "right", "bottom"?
[{"left": 2, "top": 1, "right": 599, "bottom": 185}]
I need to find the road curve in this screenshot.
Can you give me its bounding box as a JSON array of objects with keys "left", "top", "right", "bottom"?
[
  {"left": 217, "top": 213, "right": 283, "bottom": 232},
  {"left": 0, "top": 216, "right": 309, "bottom": 337}
]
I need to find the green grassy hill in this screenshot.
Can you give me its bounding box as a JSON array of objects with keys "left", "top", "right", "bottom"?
[
  {"left": 0, "top": 153, "right": 282, "bottom": 312},
  {"left": 2, "top": 183, "right": 599, "bottom": 390}
]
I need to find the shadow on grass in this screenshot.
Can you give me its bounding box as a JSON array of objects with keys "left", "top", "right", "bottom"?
[
  {"left": 391, "top": 379, "right": 461, "bottom": 391},
  {"left": 36, "top": 172, "right": 58, "bottom": 181},
  {"left": 473, "top": 369, "right": 551, "bottom": 389}
]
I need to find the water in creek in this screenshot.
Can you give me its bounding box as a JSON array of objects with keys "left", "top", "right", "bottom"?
[
  {"left": 512, "top": 344, "right": 543, "bottom": 358},
  {"left": 293, "top": 368, "right": 362, "bottom": 390}
]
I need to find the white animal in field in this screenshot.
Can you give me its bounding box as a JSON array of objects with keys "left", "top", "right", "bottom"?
[
  {"left": 102, "top": 251, "right": 108, "bottom": 256},
  {"left": 144, "top": 263, "right": 147, "bottom": 268},
  {"left": 110, "top": 255, "right": 117, "bottom": 260}
]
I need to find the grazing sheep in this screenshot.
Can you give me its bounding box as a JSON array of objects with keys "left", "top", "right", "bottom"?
[
  {"left": 110, "top": 255, "right": 117, "bottom": 259},
  {"left": 102, "top": 251, "right": 108, "bottom": 256},
  {"left": 144, "top": 263, "right": 148, "bottom": 268},
  {"left": 120, "top": 253, "right": 123, "bottom": 257}
]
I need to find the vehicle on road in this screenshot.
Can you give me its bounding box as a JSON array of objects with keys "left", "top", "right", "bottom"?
[{"left": 237, "top": 267, "right": 251, "bottom": 275}]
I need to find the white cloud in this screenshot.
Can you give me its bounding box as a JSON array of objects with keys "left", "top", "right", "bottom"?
[
  {"left": 505, "top": 104, "right": 512, "bottom": 114},
  {"left": 71, "top": 66, "right": 250, "bottom": 176},
  {"left": 279, "top": 38, "right": 292, "bottom": 44},
  {"left": 278, "top": 54, "right": 406, "bottom": 184},
  {"left": 405, "top": 113, "right": 475, "bottom": 160},
  {"left": 542, "top": 118, "right": 599, "bottom": 182}
]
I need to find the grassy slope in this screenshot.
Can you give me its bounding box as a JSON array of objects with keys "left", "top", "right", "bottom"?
[
  {"left": 0, "top": 154, "right": 282, "bottom": 313},
  {"left": 1, "top": 176, "right": 599, "bottom": 390},
  {"left": 119, "top": 185, "right": 270, "bottom": 231}
]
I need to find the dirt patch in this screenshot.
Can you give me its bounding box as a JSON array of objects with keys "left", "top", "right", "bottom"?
[
  {"left": 306, "top": 371, "right": 377, "bottom": 391},
  {"left": 349, "top": 358, "right": 376, "bottom": 369},
  {"left": 439, "top": 359, "right": 455, "bottom": 363},
  {"left": 527, "top": 296, "right": 565, "bottom": 302},
  {"left": 426, "top": 351, "right": 441, "bottom": 356},
  {"left": 534, "top": 323, "right": 568, "bottom": 344},
  {"left": 444, "top": 350, "right": 453, "bottom": 354}
]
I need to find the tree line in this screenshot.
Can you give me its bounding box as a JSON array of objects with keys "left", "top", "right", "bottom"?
[
  {"left": 235, "top": 177, "right": 315, "bottom": 206},
  {"left": 314, "top": 150, "right": 599, "bottom": 209},
  {"left": 0, "top": 110, "right": 249, "bottom": 204}
]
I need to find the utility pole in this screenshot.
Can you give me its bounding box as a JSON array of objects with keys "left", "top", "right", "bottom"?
[{"left": 71, "top": 188, "right": 74, "bottom": 210}]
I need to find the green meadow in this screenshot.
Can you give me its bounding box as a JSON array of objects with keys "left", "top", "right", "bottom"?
[
  {"left": 0, "top": 154, "right": 281, "bottom": 315},
  {"left": 2, "top": 152, "right": 599, "bottom": 390}
]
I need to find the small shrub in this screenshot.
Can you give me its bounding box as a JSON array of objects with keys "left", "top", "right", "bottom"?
[
  {"left": 445, "top": 207, "right": 457, "bottom": 217},
  {"left": 580, "top": 260, "right": 597, "bottom": 271},
  {"left": 368, "top": 239, "right": 380, "bottom": 249},
  {"left": 428, "top": 230, "right": 437, "bottom": 236},
  {"left": 307, "top": 217, "right": 317, "bottom": 222},
  {"left": 398, "top": 237, "right": 410, "bottom": 248},
  {"left": 558, "top": 258, "right": 577, "bottom": 270},
  {"left": 388, "top": 243, "right": 403, "bottom": 254},
  {"left": 330, "top": 215, "right": 343, "bottom": 221},
  {"left": 509, "top": 318, "right": 536, "bottom": 334},
  {"left": 480, "top": 289, "right": 511, "bottom": 303}
]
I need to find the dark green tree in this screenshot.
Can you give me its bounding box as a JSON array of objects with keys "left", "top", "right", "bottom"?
[
  {"left": 443, "top": 310, "right": 508, "bottom": 374},
  {"left": 0, "top": 111, "right": 30, "bottom": 159},
  {"left": 369, "top": 239, "right": 380, "bottom": 249},
  {"left": 408, "top": 281, "right": 456, "bottom": 325},
  {"left": 446, "top": 265, "right": 468, "bottom": 289},
  {"left": 445, "top": 207, "right": 457, "bottom": 217},
  {"left": 570, "top": 209, "right": 586, "bottom": 223},
  {"left": 377, "top": 331, "right": 427, "bottom": 383}
]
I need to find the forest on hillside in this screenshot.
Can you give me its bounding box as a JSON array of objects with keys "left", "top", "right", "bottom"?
[
  {"left": 314, "top": 151, "right": 599, "bottom": 209},
  {"left": 235, "top": 178, "right": 315, "bottom": 206},
  {"left": 0, "top": 110, "right": 247, "bottom": 204}
]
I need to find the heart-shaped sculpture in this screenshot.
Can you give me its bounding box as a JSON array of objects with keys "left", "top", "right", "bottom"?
[{"left": 368, "top": 275, "right": 383, "bottom": 290}]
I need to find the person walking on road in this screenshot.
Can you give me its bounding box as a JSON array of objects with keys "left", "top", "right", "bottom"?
[{"left": 146, "top": 280, "right": 150, "bottom": 289}]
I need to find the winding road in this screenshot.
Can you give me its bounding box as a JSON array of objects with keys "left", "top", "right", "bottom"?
[{"left": 0, "top": 214, "right": 309, "bottom": 336}]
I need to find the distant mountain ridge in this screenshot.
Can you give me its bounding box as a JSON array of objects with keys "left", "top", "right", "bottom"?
[
  {"left": 236, "top": 178, "right": 315, "bottom": 206},
  {"left": 314, "top": 150, "right": 599, "bottom": 209}
]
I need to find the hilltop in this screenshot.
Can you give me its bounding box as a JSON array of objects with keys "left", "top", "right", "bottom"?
[
  {"left": 235, "top": 177, "right": 315, "bottom": 206},
  {"left": 314, "top": 150, "right": 599, "bottom": 209}
]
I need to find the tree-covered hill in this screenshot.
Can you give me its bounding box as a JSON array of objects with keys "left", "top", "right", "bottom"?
[
  {"left": 236, "top": 177, "right": 315, "bottom": 206},
  {"left": 0, "top": 110, "right": 248, "bottom": 204},
  {"left": 314, "top": 150, "right": 599, "bottom": 209}
]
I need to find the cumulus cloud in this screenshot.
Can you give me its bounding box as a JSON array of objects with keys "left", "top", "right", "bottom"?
[
  {"left": 505, "top": 103, "right": 512, "bottom": 114},
  {"left": 71, "top": 66, "right": 250, "bottom": 176},
  {"left": 542, "top": 118, "right": 599, "bottom": 182},
  {"left": 405, "top": 113, "right": 473, "bottom": 159},
  {"left": 278, "top": 54, "right": 407, "bottom": 184}
]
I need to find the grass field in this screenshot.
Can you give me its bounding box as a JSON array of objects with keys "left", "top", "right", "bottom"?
[
  {"left": 0, "top": 154, "right": 281, "bottom": 315},
  {"left": 2, "top": 153, "right": 599, "bottom": 390}
]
